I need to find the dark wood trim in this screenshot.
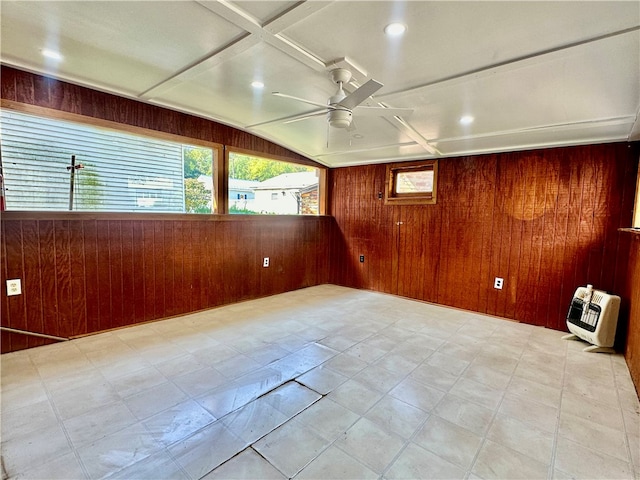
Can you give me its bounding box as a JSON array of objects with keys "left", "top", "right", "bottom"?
[{"left": 625, "top": 234, "right": 640, "bottom": 395}]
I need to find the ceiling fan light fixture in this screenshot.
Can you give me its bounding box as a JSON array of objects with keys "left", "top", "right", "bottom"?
[
  {"left": 328, "top": 109, "right": 352, "bottom": 129},
  {"left": 384, "top": 23, "right": 406, "bottom": 36}
]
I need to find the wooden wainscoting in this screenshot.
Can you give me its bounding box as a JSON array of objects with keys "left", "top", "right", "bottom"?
[
  {"left": 625, "top": 233, "right": 640, "bottom": 394},
  {"left": 0, "top": 213, "right": 333, "bottom": 353},
  {"left": 329, "top": 143, "right": 638, "bottom": 335}
]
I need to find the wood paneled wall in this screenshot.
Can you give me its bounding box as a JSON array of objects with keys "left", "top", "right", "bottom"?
[
  {"left": 1, "top": 214, "right": 332, "bottom": 352},
  {"left": 329, "top": 144, "right": 638, "bottom": 336},
  {"left": 0, "top": 66, "right": 317, "bottom": 166},
  {"left": 625, "top": 234, "right": 640, "bottom": 393},
  {"left": 0, "top": 66, "right": 333, "bottom": 353}
]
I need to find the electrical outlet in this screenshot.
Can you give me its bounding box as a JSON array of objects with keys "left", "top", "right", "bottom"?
[
  {"left": 263, "top": 257, "right": 269, "bottom": 268},
  {"left": 359, "top": 255, "right": 365, "bottom": 263},
  {"left": 494, "top": 277, "right": 504, "bottom": 290},
  {"left": 6, "top": 279, "right": 21, "bottom": 296}
]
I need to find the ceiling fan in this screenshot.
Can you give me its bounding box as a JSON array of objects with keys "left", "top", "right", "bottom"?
[{"left": 272, "top": 68, "right": 413, "bottom": 130}]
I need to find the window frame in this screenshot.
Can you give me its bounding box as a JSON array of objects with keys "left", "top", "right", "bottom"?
[
  {"left": 225, "top": 146, "right": 327, "bottom": 216},
  {"left": 1, "top": 101, "right": 224, "bottom": 214},
  {"left": 384, "top": 159, "right": 438, "bottom": 205},
  {"left": 1, "top": 101, "right": 328, "bottom": 216},
  {"left": 634, "top": 158, "right": 640, "bottom": 228}
]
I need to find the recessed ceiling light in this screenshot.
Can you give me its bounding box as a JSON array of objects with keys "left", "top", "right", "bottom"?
[
  {"left": 251, "top": 81, "right": 264, "bottom": 89},
  {"left": 460, "top": 115, "right": 474, "bottom": 125},
  {"left": 384, "top": 23, "right": 406, "bottom": 36},
  {"left": 41, "top": 49, "right": 63, "bottom": 61}
]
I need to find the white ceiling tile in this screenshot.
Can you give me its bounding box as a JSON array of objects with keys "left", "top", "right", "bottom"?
[
  {"left": 0, "top": 1, "right": 246, "bottom": 95},
  {"left": 227, "top": 1, "right": 299, "bottom": 24}
]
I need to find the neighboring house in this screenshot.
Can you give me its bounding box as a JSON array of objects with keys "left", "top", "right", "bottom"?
[
  {"left": 197, "top": 175, "right": 260, "bottom": 211},
  {"left": 228, "top": 178, "right": 260, "bottom": 211},
  {"left": 253, "top": 171, "right": 319, "bottom": 215},
  {"left": 299, "top": 183, "right": 319, "bottom": 215}
]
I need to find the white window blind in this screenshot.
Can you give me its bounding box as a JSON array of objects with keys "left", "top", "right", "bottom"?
[{"left": 0, "top": 109, "right": 185, "bottom": 212}]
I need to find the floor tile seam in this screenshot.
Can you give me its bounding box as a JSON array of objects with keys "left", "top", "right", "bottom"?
[
  {"left": 61, "top": 398, "right": 143, "bottom": 449},
  {"left": 553, "top": 430, "right": 636, "bottom": 470},
  {"left": 164, "top": 424, "right": 247, "bottom": 480},
  {"left": 117, "top": 444, "right": 192, "bottom": 480},
  {"left": 255, "top": 433, "right": 335, "bottom": 480},
  {"left": 317, "top": 420, "right": 401, "bottom": 479},
  {"left": 168, "top": 378, "right": 324, "bottom": 459},
  {"left": 465, "top": 340, "right": 545, "bottom": 479},
  {"left": 376, "top": 409, "right": 434, "bottom": 479},
  {"left": 5, "top": 442, "right": 92, "bottom": 480},
  {"left": 101, "top": 447, "right": 189, "bottom": 480},
  {"left": 433, "top": 340, "right": 483, "bottom": 367},
  {"left": 336, "top": 358, "right": 464, "bottom": 477},
  {"left": 185, "top": 340, "right": 335, "bottom": 407},
  {"left": 442, "top": 380, "right": 506, "bottom": 414},
  {"left": 611, "top": 356, "right": 640, "bottom": 466},
  {"left": 30, "top": 357, "right": 92, "bottom": 480},
  {"left": 407, "top": 412, "right": 491, "bottom": 474},
  {"left": 73, "top": 411, "right": 178, "bottom": 479},
  {"left": 198, "top": 389, "right": 328, "bottom": 479},
  {"left": 111, "top": 365, "right": 181, "bottom": 401},
  {"left": 546, "top": 333, "right": 572, "bottom": 480},
  {"left": 240, "top": 446, "right": 291, "bottom": 480}
]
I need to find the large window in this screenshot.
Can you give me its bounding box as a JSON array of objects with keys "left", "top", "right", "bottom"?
[
  {"left": 227, "top": 150, "right": 320, "bottom": 215},
  {"left": 0, "top": 109, "right": 216, "bottom": 213}
]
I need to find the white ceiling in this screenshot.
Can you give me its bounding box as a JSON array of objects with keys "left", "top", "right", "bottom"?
[{"left": 1, "top": 1, "right": 639, "bottom": 167}]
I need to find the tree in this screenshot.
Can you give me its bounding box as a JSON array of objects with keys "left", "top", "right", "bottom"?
[
  {"left": 183, "top": 146, "right": 213, "bottom": 213},
  {"left": 184, "top": 178, "right": 211, "bottom": 213},
  {"left": 183, "top": 146, "right": 212, "bottom": 178},
  {"left": 229, "top": 153, "right": 311, "bottom": 181}
]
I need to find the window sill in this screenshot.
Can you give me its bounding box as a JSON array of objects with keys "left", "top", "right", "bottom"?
[
  {"left": 0, "top": 211, "right": 330, "bottom": 222},
  {"left": 618, "top": 228, "right": 640, "bottom": 236}
]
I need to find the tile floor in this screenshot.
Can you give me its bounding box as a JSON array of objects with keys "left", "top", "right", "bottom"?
[{"left": 1, "top": 285, "right": 639, "bottom": 480}]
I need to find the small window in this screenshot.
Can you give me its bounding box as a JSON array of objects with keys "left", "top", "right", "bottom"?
[{"left": 385, "top": 160, "right": 438, "bottom": 205}]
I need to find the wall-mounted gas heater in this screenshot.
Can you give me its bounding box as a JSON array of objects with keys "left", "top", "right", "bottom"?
[{"left": 562, "top": 285, "right": 621, "bottom": 353}]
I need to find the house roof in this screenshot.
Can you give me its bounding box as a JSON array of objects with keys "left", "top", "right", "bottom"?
[
  {"left": 197, "top": 176, "right": 260, "bottom": 192},
  {"left": 253, "top": 172, "right": 319, "bottom": 190}
]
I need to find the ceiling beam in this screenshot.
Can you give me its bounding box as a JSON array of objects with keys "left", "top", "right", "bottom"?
[
  {"left": 140, "top": 0, "right": 333, "bottom": 100},
  {"left": 376, "top": 26, "right": 640, "bottom": 101}
]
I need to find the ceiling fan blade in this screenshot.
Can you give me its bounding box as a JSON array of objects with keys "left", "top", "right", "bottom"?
[
  {"left": 353, "top": 106, "right": 414, "bottom": 117},
  {"left": 273, "top": 92, "right": 329, "bottom": 110},
  {"left": 283, "top": 111, "right": 326, "bottom": 124},
  {"left": 338, "top": 79, "right": 383, "bottom": 109}
]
